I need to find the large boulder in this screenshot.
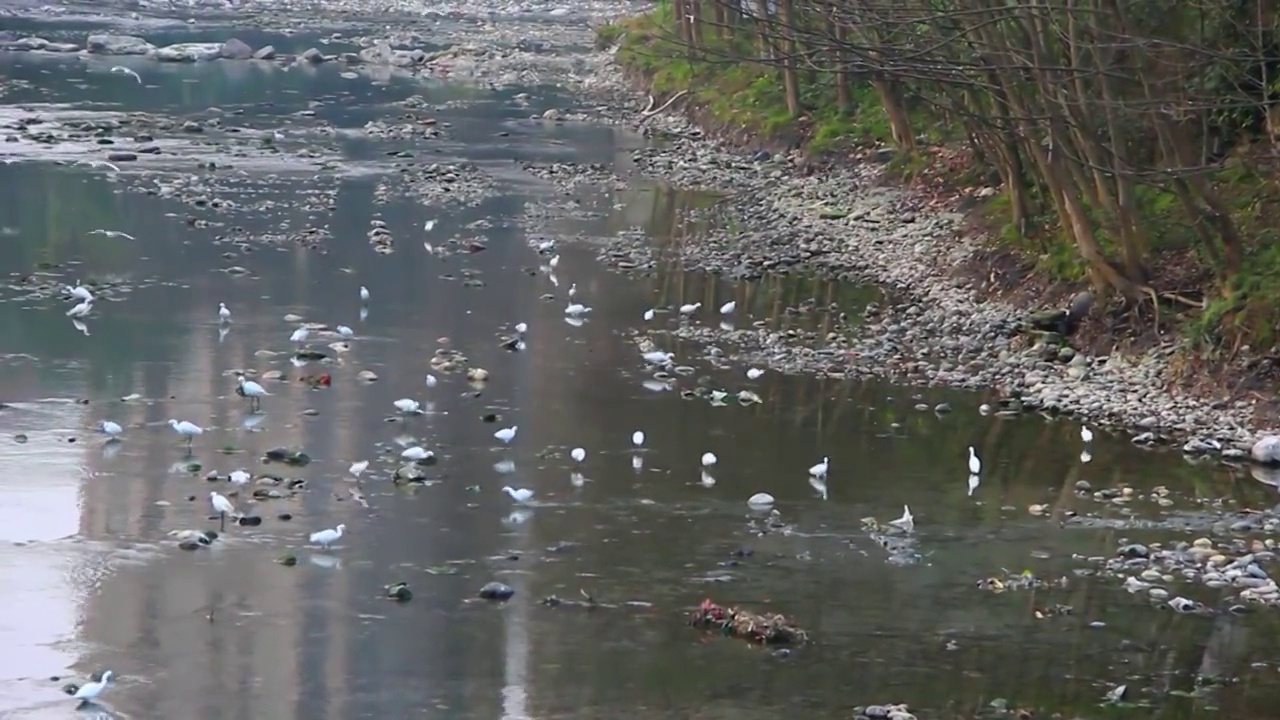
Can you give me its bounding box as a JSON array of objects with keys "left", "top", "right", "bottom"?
[
  {"left": 1251, "top": 435, "right": 1280, "bottom": 466},
  {"left": 153, "top": 42, "right": 223, "bottom": 62},
  {"left": 219, "top": 37, "right": 253, "bottom": 60},
  {"left": 86, "top": 33, "right": 154, "bottom": 55},
  {"left": 252, "top": 45, "right": 276, "bottom": 60}
]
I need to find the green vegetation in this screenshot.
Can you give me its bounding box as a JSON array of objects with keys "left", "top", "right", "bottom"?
[{"left": 600, "top": 1, "right": 1280, "bottom": 355}]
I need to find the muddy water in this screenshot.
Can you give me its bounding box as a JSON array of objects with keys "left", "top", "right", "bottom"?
[{"left": 1, "top": 28, "right": 1280, "bottom": 720}]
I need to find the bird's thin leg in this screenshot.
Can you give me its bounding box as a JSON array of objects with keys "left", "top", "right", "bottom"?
[{"left": 219, "top": 512, "right": 226, "bottom": 532}]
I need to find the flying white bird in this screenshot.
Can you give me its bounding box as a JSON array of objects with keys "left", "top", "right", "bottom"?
[
  {"left": 72, "top": 670, "right": 113, "bottom": 705},
  {"left": 87, "top": 228, "right": 134, "bottom": 239},
  {"left": 237, "top": 375, "right": 268, "bottom": 411},
  {"left": 360, "top": 285, "right": 370, "bottom": 303},
  {"left": 809, "top": 456, "right": 829, "bottom": 479},
  {"left": 967, "top": 446, "right": 982, "bottom": 475},
  {"left": 701, "top": 452, "right": 717, "bottom": 467},
  {"left": 98, "top": 420, "right": 123, "bottom": 439},
  {"left": 66, "top": 299, "right": 93, "bottom": 318},
  {"left": 229, "top": 469, "right": 251, "bottom": 485},
  {"left": 310, "top": 523, "right": 346, "bottom": 549},
  {"left": 110, "top": 65, "right": 142, "bottom": 83},
  {"left": 888, "top": 504, "right": 914, "bottom": 532},
  {"left": 394, "top": 398, "right": 423, "bottom": 414},
  {"left": 502, "top": 486, "right": 534, "bottom": 503},
  {"left": 494, "top": 426, "right": 518, "bottom": 444},
  {"left": 719, "top": 301, "right": 736, "bottom": 315},
  {"left": 570, "top": 447, "right": 586, "bottom": 463},
  {"left": 169, "top": 419, "right": 203, "bottom": 447},
  {"left": 218, "top": 303, "right": 231, "bottom": 322}
]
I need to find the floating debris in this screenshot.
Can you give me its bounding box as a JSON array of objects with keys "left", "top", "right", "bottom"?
[{"left": 687, "top": 597, "right": 808, "bottom": 645}]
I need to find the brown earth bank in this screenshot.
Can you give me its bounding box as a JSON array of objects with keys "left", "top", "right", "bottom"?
[{"left": 539, "top": 10, "right": 1280, "bottom": 463}]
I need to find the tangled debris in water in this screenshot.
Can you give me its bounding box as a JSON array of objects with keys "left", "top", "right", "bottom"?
[{"left": 688, "top": 598, "right": 808, "bottom": 645}]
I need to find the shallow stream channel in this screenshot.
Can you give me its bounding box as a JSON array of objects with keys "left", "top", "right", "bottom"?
[{"left": 0, "top": 8, "right": 1279, "bottom": 720}]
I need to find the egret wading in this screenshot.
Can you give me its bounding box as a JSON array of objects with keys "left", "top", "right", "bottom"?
[
  {"left": 236, "top": 374, "right": 268, "bottom": 412},
  {"left": 169, "top": 419, "right": 203, "bottom": 449},
  {"left": 210, "top": 491, "right": 235, "bottom": 531}
]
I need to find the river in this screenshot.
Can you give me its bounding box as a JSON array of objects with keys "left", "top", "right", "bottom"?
[{"left": 0, "top": 15, "right": 1278, "bottom": 720}]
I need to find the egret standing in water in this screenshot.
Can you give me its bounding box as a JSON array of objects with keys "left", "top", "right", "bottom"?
[
  {"left": 169, "top": 419, "right": 203, "bottom": 449},
  {"left": 809, "top": 456, "right": 829, "bottom": 479},
  {"left": 360, "top": 285, "right": 370, "bottom": 303},
  {"left": 679, "top": 302, "right": 701, "bottom": 315},
  {"left": 967, "top": 446, "right": 982, "bottom": 475},
  {"left": 1081, "top": 425, "right": 1094, "bottom": 444},
  {"left": 236, "top": 374, "right": 268, "bottom": 412},
  {"left": 289, "top": 326, "right": 309, "bottom": 346},
  {"left": 719, "top": 300, "right": 736, "bottom": 315},
  {"left": 570, "top": 447, "right": 586, "bottom": 464},
  {"left": 632, "top": 431, "right": 645, "bottom": 448},
  {"left": 210, "top": 491, "right": 235, "bottom": 530},
  {"left": 67, "top": 284, "right": 93, "bottom": 302},
  {"left": 701, "top": 452, "right": 717, "bottom": 467},
  {"left": 502, "top": 486, "right": 534, "bottom": 503},
  {"left": 72, "top": 670, "right": 113, "bottom": 707},
  {"left": 494, "top": 426, "right": 518, "bottom": 444},
  {"left": 310, "top": 524, "right": 345, "bottom": 549},
  {"left": 889, "top": 505, "right": 915, "bottom": 532},
  {"left": 98, "top": 420, "right": 123, "bottom": 440},
  {"left": 218, "top": 303, "right": 231, "bottom": 323}
]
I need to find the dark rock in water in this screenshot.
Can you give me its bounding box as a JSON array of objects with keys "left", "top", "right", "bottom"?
[
  {"left": 264, "top": 447, "right": 310, "bottom": 466},
  {"left": 106, "top": 151, "right": 137, "bottom": 162},
  {"left": 295, "top": 350, "right": 327, "bottom": 361},
  {"left": 478, "top": 581, "right": 514, "bottom": 600},
  {"left": 385, "top": 582, "right": 413, "bottom": 601},
  {"left": 277, "top": 513, "right": 292, "bottom": 521},
  {"left": 219, "top": 38, "right": 253, "bottom": 60},
  {"left": 62, "top": 683, "right": 79, "bottom": 695},
  {"left": 177, "top": 539, "right": 203, "bottom": 551},
  {"left": 750, "top": 149, "right": 771, "bottom": 162},
  {"left": 237, "top": 515, "right": 263, "bottom": 526},
  {"left": 253, "top": 45, "right": 276, "bottom": 60},
  {"left": 1117, "top": 543, "right": 1149, "bottom": 559}
]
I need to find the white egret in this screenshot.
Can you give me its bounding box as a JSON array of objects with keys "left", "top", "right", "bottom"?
[
  {"left": 502, "top": 486, "right": 534, "bottom": 503},
  {"left": 809, "top": 456, "right": 829, "bottom": 479},
  {"left": 642, "top": 350, "right": 674, "bottom": 366},
  {"left": 219, "top": 303, "right": 231, "bottom": 322},
  {"left": 425, "top": 219, "right": 437, "bottom": 232},
  {"left": 719, "top": 300, "right": 736, "bottom": 315},
  {"left": 570, "top": 447, "right": 586, "bottom": 463},
  {"left": 746, "top": 368, "right": 765, "bottom": 380},
  {"left": 401, "top": 446, "right": 434, "bottom": 462},
  {"left": 1081, "top": 425, "right": 1094, "bottom": 444},
  {"left": 425, "top": 373, "right": 438, "bottom": 387},
  {"left": 360, "top": 285, "right": 370, "bottom": 303},
  {"left": 237, "top": 375, "right": 268, "bottom": 411},
  {"left": 349, "top": 460, "right": 369, "bottom": 477},
  {"left": 336, "top": 325, "right": 354, "bottom": 338},
  {"left": 514, "top": 322, "right": 528, "bottom": 334},
  {"left": 210, "top": 491, "right": 235, "bottom": 530},
  {"left": 565, "top": 303, "right": 592, "bottom": 316},
  {"left": 110, "top": 65, "right": 142, "bottom": 82},
  {"left": 548, "top": 254, "right": 560, "bottom": 269},
  {"left": 568, "top": 283, "right": 577, "bottom": 299},
  {"left": 747, "top": 492, "right": 775, "bottom": 507},
  {"left": 679, "top": 302, "right": 701, "bottom": 315},
  {"left": 66, "top": 299, "right": 93, "bottom": 318},
  {"left": 98, "top": 420, "right": 123, "bottom": 439},
  {"left": 701, "top": 452, "right": 717, "bottom": 467},
  {"left": 229, "top": 469, "right": 251, "bottom": 485},
  {"left": 494, "top": 426, "right": 518, "bottom": 444},
  {"left": 66, "top": 284, "right": 93, "bottom": 302},
  {"left": 310, "top": 523, "right": 346, "bottom": 549},
  {"left": 169, "top": 419, "right": 203, "bottom": 448},
  {"left": 967, "top": 446, "right": 981, "bottom": 475},
  {"left": 394, "top": 398, "right": 423, "bottom": 414},
  {"left": 290, "top": 327, "right": 309, "bottom": 344},
  {"left": 72, "top": 670, "right": 113, "bottom": 705},
  {"left": 889, "top": 504, "right": 915, "bottom": 532},
  {"left": 643, "top": 308, "right": 655, "bottom": 321},
  {"left": 632, "top": 430, "right": 645, "bottom": 447}
]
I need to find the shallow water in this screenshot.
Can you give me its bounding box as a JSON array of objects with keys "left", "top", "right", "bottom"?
[{"left": 1, "top": 22, "right": 1279, "bottom": 720}]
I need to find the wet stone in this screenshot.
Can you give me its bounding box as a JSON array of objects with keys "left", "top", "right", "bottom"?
[{"left": 478, "top": 581, "right": 514, "bottom": 600}]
